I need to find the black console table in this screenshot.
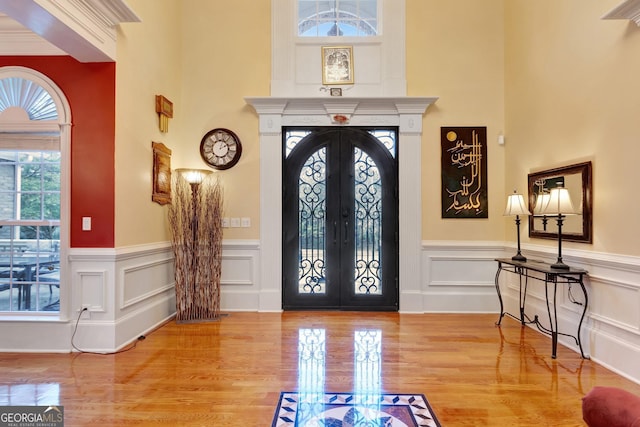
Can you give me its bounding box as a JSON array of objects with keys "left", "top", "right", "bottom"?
[{"left": 494, "top": 258, "right": 589, "bottom": 359}]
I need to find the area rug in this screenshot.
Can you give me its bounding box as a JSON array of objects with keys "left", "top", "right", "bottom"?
[{"left": 272, "top": 392, "right": 441, "bottom": 427}]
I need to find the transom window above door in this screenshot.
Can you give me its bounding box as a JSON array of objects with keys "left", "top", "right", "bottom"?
[{"left": 298, "top": 0, "right": 378, "bottom": 37}]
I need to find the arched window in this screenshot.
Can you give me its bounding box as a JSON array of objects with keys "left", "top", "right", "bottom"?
[
  {"left": 298, "top": 0, "right": 378, "bottom": 37},
  {"left": 0, "top": 68, "right": 68, "bottom": 313}
]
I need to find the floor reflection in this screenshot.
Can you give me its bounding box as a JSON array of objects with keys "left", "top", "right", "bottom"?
[
  {"left": 0, "top": 383, "right": 60, "bottom": 406},
  {"left": 296, "top": 328, "right": 326, "bottom": 424},
  {"left": 293, "top": 328, "right": 405, "bottom": 426},
  {"left": 495, "top": 325, "right": 587, "bottom": 395}
]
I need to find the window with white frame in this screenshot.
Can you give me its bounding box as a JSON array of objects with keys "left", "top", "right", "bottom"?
[
  {"left": 0, "top": 76, "right": 61, "bottom": 313},
  {"left": 298, "top": 0, "right": 378, "bottom": 36}
]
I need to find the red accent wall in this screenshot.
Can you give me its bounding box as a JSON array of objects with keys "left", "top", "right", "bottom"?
[{"left": 0, "top": 56, "right": 115, "bottom": 248}]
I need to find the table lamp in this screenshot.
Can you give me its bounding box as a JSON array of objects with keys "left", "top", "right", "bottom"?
[
  {"left": 504, "top": 190, "right": 530, "bottom": 262},
  {"left": 539, "top": 184, "right": 576, "bottom": 269},
  {"left": 533, "top": 192, "right": 551, "bottom": 231}
]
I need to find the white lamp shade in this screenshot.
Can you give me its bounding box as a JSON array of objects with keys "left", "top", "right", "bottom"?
[
  {"left": 504, "top": 193, "right": 530, "bottom": 216},
  {"left": 533, "top": 193, "right": 551, "bottom": 215},
  {"left": 539, "top": 187, "right": 576, "bottom": 215}
]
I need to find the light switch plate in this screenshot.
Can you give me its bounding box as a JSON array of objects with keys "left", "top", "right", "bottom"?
[{"left": 82, "top": 217, "right": 91, "bottom": 231}]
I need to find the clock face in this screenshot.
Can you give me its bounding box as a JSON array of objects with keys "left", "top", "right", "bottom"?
[{"left": 200, "top": 128, "right": 242, "bottom": 170}]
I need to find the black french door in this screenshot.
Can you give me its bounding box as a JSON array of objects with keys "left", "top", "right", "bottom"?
[{"left": 283, "top": 127, "right": 398, "bottom": 310}]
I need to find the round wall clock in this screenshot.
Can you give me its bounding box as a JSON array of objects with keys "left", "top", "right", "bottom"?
[{"left": 199, "top": 128, "right": 242, "bottom": 170}]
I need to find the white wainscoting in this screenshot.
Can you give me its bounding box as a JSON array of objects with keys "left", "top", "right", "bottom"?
[
  {"left": 1, "top": 238, "right": 639, "bottom": 385},
  {"left": 422, "top": 240, "right": 640, "bottom": 385},
  {"left": 67, "top": 244, "right": 176, "bottom": 353},
  {"left": 219, "top": 240, "right": 261, "bottom": 311},
  {"left": 420, "top": 241, "right": 506, "bottom": 314}
]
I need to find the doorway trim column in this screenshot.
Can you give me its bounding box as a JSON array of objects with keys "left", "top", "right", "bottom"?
[{"left": 246, "top": 96, "right": 437, "bottom": 312}]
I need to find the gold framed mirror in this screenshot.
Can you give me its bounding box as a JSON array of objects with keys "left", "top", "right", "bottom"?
[{"left": 527, "top": 161, "right": 592, "bottom": 243}]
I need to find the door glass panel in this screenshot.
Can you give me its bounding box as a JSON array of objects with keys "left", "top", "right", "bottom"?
[
  {"left": 299, "top": 148, "right": 327, "bottom": 294},
  {"left": 286, "top": 130, "right": 312, "bottom": 157},
  {"left": 353, "top": 147, "right": 382, "bottom": 295},
  {"left": 368, "top": 130, "right": 396, "bottom": 158}
]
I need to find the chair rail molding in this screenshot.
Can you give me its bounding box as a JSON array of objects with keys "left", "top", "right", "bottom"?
[{"left": 602, "top": 0, "right": 640, "bottom": 26}]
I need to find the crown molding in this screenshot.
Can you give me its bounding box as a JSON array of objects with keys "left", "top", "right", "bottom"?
[
  {"left": 602, "top": 0, "right": 640, "bottom": 26},
  {"left": 0, "top": 0, "right": 141, "bottom": 62},
  {"left": 245, "top": 97, "right": 438, "bottom": 117}
]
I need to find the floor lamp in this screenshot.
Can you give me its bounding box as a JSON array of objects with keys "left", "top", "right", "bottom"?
[
  {"left": 539, "top": 185, "right": 575, "bottom": 270},
  {"left": 504, "top": 191, "right": 530, "bottom": 262},
  {"left": 169, "top": 168, "right": 223, "bottom": 322}
]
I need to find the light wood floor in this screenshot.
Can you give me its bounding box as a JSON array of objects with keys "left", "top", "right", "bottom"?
[{"left": 1, "top": 312, "right": 640, "bottom": 426}]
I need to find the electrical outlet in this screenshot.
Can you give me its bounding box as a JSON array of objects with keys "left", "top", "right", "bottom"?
[
  {"left": 222, "top": 217, "right": 230, "bottom": 228},
  {"left": 230, "top": 217, "right": 241, "bottom": 228},
  {"left": 79, "top": 306, "right": 91, "bottom": 318},
  {"left": 241, "top": 217, "right": 251, "bottom": 228}
]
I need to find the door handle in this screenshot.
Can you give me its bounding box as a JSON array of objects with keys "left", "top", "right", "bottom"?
[
  {"left": 333, "top": 221, "right": 337, "bottom": 244},
  {"left": 344, "top": 221, "right": 348, "bottom": 244}
]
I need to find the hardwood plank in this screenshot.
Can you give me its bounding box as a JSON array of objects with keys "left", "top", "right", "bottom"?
[{"left": 1, "top": 312, "right": 639, "bottom": 426}]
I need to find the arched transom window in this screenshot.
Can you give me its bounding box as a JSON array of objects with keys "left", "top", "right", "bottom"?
[{"left": 298, "top": 0, "right": 378, "bottom": 37}]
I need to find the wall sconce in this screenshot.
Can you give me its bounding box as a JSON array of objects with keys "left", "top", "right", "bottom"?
[
  {"left": 504, "top": 190, "right": 531, "bottom": 262},
  {"left": 539, "top": 184, "right": 576, "bottom": 269},
  {"left": 155, "top": 95, "right": 173, "bottom": 133}
]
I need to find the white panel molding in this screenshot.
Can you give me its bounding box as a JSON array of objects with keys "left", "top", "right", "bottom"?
[
  {"left": 120, "top": 257, "right": 174, "bottom": 309},
  {"left": 589, "top": 328, "right": 640, "bottom": 384},
  {"left": 218, "top": 240, "right": 261, "bottom": 311},
  {"left": 76, "top": 270, "right": 107, "bottom": 313},
  {"left": 602, "top": 0, "right": 640, "bottom": 26},
  {"left": 221, "top": 255, "right": 255, "bottom": 286},
  {"left": 430, "top": 280, "right": 496, "bottom": 288},
  {"left": 421, "top": 247, "right": 505, "bottom": 314}
]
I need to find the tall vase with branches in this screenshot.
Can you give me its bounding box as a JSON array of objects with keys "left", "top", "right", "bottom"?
[{"left": 168, "top": 170, "right": 223, "bottom": 322}]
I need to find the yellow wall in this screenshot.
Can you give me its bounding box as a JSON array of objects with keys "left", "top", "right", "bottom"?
[
  {"left": 407, "top": 0, "right": 506, "bottom": 241},
  {"left": 114, "top": 0, "right": 270, "bottom": 246},
  {"left": 114, "top": 0, "right": 640, "bottom": 258},
  {"left": 114, "top": 0, "right": 184, "bottom": 246},
  {"left": 505, "top": 0, "right": 640, "bottom": 256},
  {"left": 177, "top": 0, "right": 270, "bottom": 240}
]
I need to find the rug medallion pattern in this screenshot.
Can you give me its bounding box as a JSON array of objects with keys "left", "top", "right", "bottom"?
[{"left": 272, "top": 392, "right": 441, "bottom": 427}]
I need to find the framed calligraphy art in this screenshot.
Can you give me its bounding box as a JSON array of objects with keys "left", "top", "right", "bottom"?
[{"left": 441, "top": 127, "right": 488, "bottom": 218}]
